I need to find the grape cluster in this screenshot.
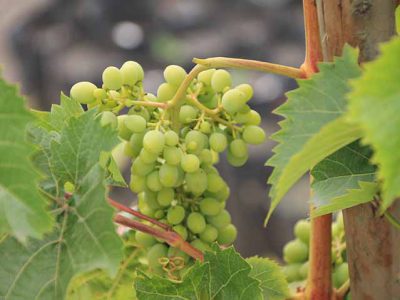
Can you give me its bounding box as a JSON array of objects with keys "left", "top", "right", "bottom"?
[
  {"left": 70, "top": 61, "right": 266, "bottom": 278},
  {"left": 282, "top": 214, "right": 349, "bottom": 295}
]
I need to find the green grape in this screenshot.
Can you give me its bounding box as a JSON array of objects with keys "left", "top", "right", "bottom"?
[
  {"left": 173, "top": 225, "right": 188, "bottom": 240},
  {"left": 209, "top": 132, "right": 228, "bottom": 152},
  {"left": 164, "top": 130, "right": 179, "bottom": 146},
  {"left": 164, "top": 65, "right": 187, "bottom": 86},
  {"left": 187, "top": 212, "right": 206, "bottom": 234},
  {"left": 282, "top": 264, "right": 302, "bottom": 282},
  {"left": 294, "top": 220, "right": 311, "bottom": 244},
  {"left": 147, "top": 243, "right": 168, "bottom": 269},
  {"left": 136, "top": 231, "right": 157, "bottom": 248},
  {"left": 144, "top": 190, "right": 161, "bottom": 210},
  {"left": 221, "top": 89, "right": 247, "bottom": 114},
  {"left": 168, "top": 247, "right": 189, "bottom": 263},
  {"left": 174, "top": 167, "right": 185, "bottom": 187},
  {"left": 185, "top": 169, "right": 207, "bottom": 195},
  {"left": 130, "top": 174, "right": 145, "bottom": 193},
  {"left": 203, "top": 94, "right": 219, "bottom": 109},
  {"left": 167, "top": 205, "right": 185, "bottom": 225},
  {"left": 100, "top": 111, "right": 117, "bottom": 129},
  {"left": 191, "top": 239, "right": 210, "bottom": 252},
  {"left": 143, "top": 130, "right": 165, "bottom": 154},
  {"left": 333, "top": 263, "right": 349, "bottom": 288},
  {"left": 163, "top": 146, "right": 182, "bottom": 165},
  {"left": 185, "top": 130, "right": 206, "bottom": 153},
  {"left": 70, "top": 81, "right": 97, "bottom": 104},
  {"left": 229, "top": 139, "right": 248, "bottom": 158},
  {"left": 212, "top": 185, "right": 230, "bottom": 202},
  {"left": 120, "top": 61, "right": 144, "bottom": 85},
  {"left": 199, "top": 149, "right": 213, "bottom": 165},
  {"left": 157, "top": 187, "right": 175, "bottom": 207},
  {"left": 118, "top": 115, "right": 133, "bottom": 140},
  {"left": 131, "top": 157, "right": 155, "bottom": 176},
  {"left": 129, "top": 132, "right": 145, "bottom": 157},
  {"left": 159, "top": 164, "right": 179, "bottom": 187},
  {"left": 181, "top": 154, "right": 200, "bottom": 173},
  {"left": 128, "top": 106, "right": 150, "bottom": 122},
  {"left": 283, "top": 239, "right": 309, "bottom": 263},
  {"left": 246, "top": 110, "right": 261, "bottom": 125},
  {"left": 93, "top": 88, "right": 106, "bottom": 100},
  {"left": 226, "top": 149, "right": 248, "bottom": 167},
  {"left": 102, "top": 66, "right": 123, "bottom": 90},
  {"left": 336, "top": 212, "right": 344, "bottom": 230},
  {"left": 199, "top": 197, "right": 221, "bottom": 216},
  {"left": 124, "top": 115, "right": 146, "bottom": 133},
  {"left": 206, "top": 173, "right": 225, "bottom": 193},
  {"left": 207, "top": 209, "right": 231, "bottom": 229},
  {"left": 146, "top": 171, "right": 163, "bottom": 192},
  {"left": 154, "top": 209, "right": 165, "bottom": 219},
  {"left": 217, "top": 224, "right": 237, "bottom": 245},
  {"left": 211, "top": 69, "right": 232, "bottom": 92},
  {"left": 64, "top": 181, "right": 75, "bottom": 194},
  {"left": 332, "top": 223, "right": 341, "bottom": 239},
  {"left": 236, "top": 83, "right": 253, "bottom": 101},
  {"left": 199, "top": 121, "right": 212, "bottom": 134},
  {"left": 157, "top": 82, "right": 176, "bottom": 102},
  {"left": 242, "top": 125, "right": 266, "bottom": 145},
  {"left": 179, "top": 105, "right": 198, "bottom": 124},
  {"left": 199, "top": 224, "right": 218, "bottom": 243},
  {"left": 139, "top": 148, "right": 158, "bottom": 164},
  {"left": 197, "top": 69, "right": 215, "bottom": 86},
  {"left": 299, "top": 261, "right": 309, "bottom": 279}
]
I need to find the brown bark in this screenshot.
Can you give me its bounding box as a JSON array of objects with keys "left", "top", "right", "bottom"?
[{"left": 315, "top": 1, "right": 399, "bottom": 299}]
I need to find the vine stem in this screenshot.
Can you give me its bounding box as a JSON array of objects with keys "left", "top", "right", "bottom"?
[{"left": 193, "top": 57, "right": 306, "bottom": 79}]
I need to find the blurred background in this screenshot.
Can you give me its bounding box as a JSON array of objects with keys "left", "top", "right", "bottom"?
[{"left": 0, "top": 0, "right": 310, "bottom": 259}]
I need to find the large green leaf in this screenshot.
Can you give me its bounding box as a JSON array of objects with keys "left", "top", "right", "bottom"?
[
  {"left": 311, "top": 142, "right": 378, "bottom": 217},
  {"left": 0, "top": 78, "right": 53, "bottom": 241},
  {"left": 348, "top": 37, "right": 400, "bottom": 211},
  {"left": 246, "top": 256, "right": 289, "bottom": 300},
  {"left": 265, "top": 46, "right": 362, "bottom": 223}
]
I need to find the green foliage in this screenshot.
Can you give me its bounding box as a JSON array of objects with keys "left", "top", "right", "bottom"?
[
  {"left": 311, "top": 142, "right": 378, "bottom": 216},
  {"left": 265, "top": 46, "right": 362, "bottom": 223},
  {"left": 0, "top": 78, "right": 53, "bottom": 241},
  {"left": 347, "top": 37, "right": 400, "bottom": 211},
  {"left": 99, "top": 151, "right": 127, "bottom": 187}
]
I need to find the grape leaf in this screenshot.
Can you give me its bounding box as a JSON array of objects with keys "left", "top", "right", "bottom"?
[
  {"left": 347, "top": 37, "right": 400, "bottom": 211},
  {"left": 265, "top": 46, "right": 362, "bottom": 224},
  {"left": 99, "top": 151, "right": 127, "bottom": 187},
  {"left": 135, "top": 246, "right": 264, "bottom": 300},
  {"left": 311, "top": 142, "right": 378, "bottom": 216},
  {"left": 0, "top": 78, "right": 53, "bottom": 241},
  {"left": 246, "top": 256, "right": 289, "bottom": 300}
]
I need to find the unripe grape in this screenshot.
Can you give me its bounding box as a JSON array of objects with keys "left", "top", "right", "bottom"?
[
  {"left": 333, "top": 263, "right": 349, "bottom": 288},
  {"left": 294, "top": 220, "right": 311, "bottom": 244},
  {"left": 199, "top": 197, "right": 221, "bottom": 216},
  {"left": 299, "top": 261, "right": 309, "bottom": 279},
  {"left": 187, "top": 212, "right": 206, "bottom": 234},
  {"left": 129, "top": 132, "right": 145, "bottom": 156},
  {"left": 199, "top": 149, "right": 213, "bottom": 165},
  {"left": 199, "top": 225, "right": 218, "bottom": 243},
  {"left": 154, "top": 209, "right": 165, "bottom": 219},
  {"left": 185, "top": 130, "right": 206, "bottom": 154},
  {"left": 200, "top": 121, "right": 212, "bottom": 134},
  {"left": 131, "top": 157, "right": 155, "bottom": 176},
  {"left": 143, "top": 130, "right": 165, "bottom": 154},
  {"left": 207, "top": 209, "right": 231, "bottom": 229},
  {"left": 221, "top": 89, "right": 247, "bottom": 114},
  {"left": 185, "top": 169, "right": 207, "bottom": 195},
  {"left": 212, "top": 185, "right": 230, "bottom": 202},
  {"left": 100, "top": 111, "right": 117, "bottom": 129},
  {"left": 70, "top": 81, "right": 97, "bottom": 104},
  {"left": 168, "top": 247, "right": 189, "bottom": 263},
  {"left": 197, "top": 69, "right": 216, "bottom": 86},
  {"left": 102, "top": 66, "right": 123, "bottom": 90},
  {"left": 120, "top": 61, "right": 144, "bottom": 85},
  {"left": 229, "top": 139, "right": 248, "bottom": 158},
  {"left": 64, "top": 181, "right": 75, "bottom": 194},
  {"left": 144, "top": 191, "right": 160, "bottom": 210},
  {"left": 179, "top": 105, "right": 198, "bottom": 124},
  {"left": 139, "top": 148, "right": 158, "bottom": 164},
  {"left": 226, "top": 149, "right": 248, "bottom": 167},
  {"left": 157, "top": 83, "right": 176, "bottom": 102},
  {"left": 118, "top": 115, "right": 133, "bottom": 141},
  {"left": 147, "top": 243, "right": 168, "bottom": 269},
  {"left": 246, "top": 110, "right": 261, "bottom": 125},
  {"left": 164, "top": 65, "right": 187, "bottom": 86},
  {"left": 163, "top": 146, "right": 182, "bottom": 165},
  {"left": 167, "top": 205, "right": 185, "bottom": 225},
  {"left": 136, "top": 231, "right": 157, "bottom": 248},
  {"left": 93, "top": 88, "right": 107, "bottom": 100},
  {"left": 159, "top": 164, "right": 179, "bottom": 187},
  {"left": 173, "top": 225, "right": 188, "bottom": 240},
  {"left": 130, "top": 174, "right": 145, "bottom": 193},
  {"left": 236, "top": 83, "right": 253, "bottom": 101},
  {"left": 217, "top": 224, "right": 237, "bottom": 245},
  {"left": 146, "top": 171, "right": 163, "bottom": 192},
  {"left": 164, "top": 130, "right": 179, "bottom": 146},
  {"left": 242, "top": 125, "right": 266, "bottom": 145},
  {"left": 124, "top": 115, "right": 146, "bottom": 133},
  {"left": 282, "top": 264, "right": 302, "bottom": 282},
  {"left": 190, "top": 239, "right": 209, "bottom": 252},
  {"left": 283, "top": 239, "right": 308, "bottom": 263},
  {"left": 211, "top": 70, "right": 232, "bottom": 92},
  {"left": 209, "top": 132, "right": 228, "bottom": 152},
  {"left": 181, "top": 154, "right": 200, "bottom": 173},
  {"left": 206, "top": 173, "right": 225, "bottom": 193},
  {"left": 157, "top": 187, "right": 174, "bottom": 207}
]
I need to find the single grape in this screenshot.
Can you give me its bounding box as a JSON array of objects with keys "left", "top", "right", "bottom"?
[
  {"left": 157, "top": 187, "right": 175, "bottom": 207},
  {"left": 128, "top": 106, "right": 150, "bottom": 121},
  {"left": 147, "top": 243, "right": 168, "bottom": 269},
  {"left": 168, "top": 247, "right": 189, "bottom": 263},
  {"left": 167, "top": 205, "right": 185, "bottom": 225},
  {"left": 70, "top": 81, "right": 97, "bottom": 104},
  {"left": 93, "top": 88, "right": 107, "bottom": 100},
  {"left": 136, "top": 231, "right": 157, "bottom": 248},
  {"left": 242, "top": 125, "right": 266, "bottom": 145},
  {"left": 144, "top": 191, "right": 161, "bottom": 210},
  {"left": 117, "top": 115, "right": 133, "bottom": 141},
  {"left": 236, "top": 83, "right": 253, "bottom": 101},
  {"left": 282, "top": 264, "right": 302, "bottom": 282},
  {"left": 333, "top": 263, "right": 349, "bottom": 288},
  {"left": 157, "top": 82, "right": 176, "bottom": 102},
  {"left": 163, "top": 146, "right": 182, "bottom": 165},
  {"left": 185, "top": 169, "right": 208, "bottom": 195},
  {"left": 173, "top": 225, "right": 188, "bottom": 240},
  {"left": 206, "top": 173, "right": 225, "bottom": 193},
  {"left": 129, "top": 132, "right": 145, "bottom": 157},
  {"left": 199, "top": 149, "right": 213, "bottom": 165},
  {"left": 211, "top": 185, "right": 230, "bottom": 202},
  {"left": 124, "top": 115, "right": 146, "bottom": 133},
  {"left": 217, "top": 224, "right": 237, "bottom": 245},
  {"left": 199, "top": 224, "right": 218, "bottom": 243},
  {"left": 246, "top": 110, "right": 261, "bottom": 125},
  {"left": 221, "top": 89, "right": 247, "bottom": 114},
  {"left": 199, "top": 197, "right": 221, "bottom": 216},
  {"left": 299, "top": 261, "right": 309, "bottom": 279},
  {"left": 190, "top": 239, "right": 210, "bottom": 252},
  {"left": 226, "top": 149, "right": 248, "bottom": 167},
  {"left": 197, "top": 69, "right": 216, "bottom": 86},
  {"left": 143, "top": 130, "right": 165, "bottom": 154},
  {"left": 120, "top": 61, "right": 144, "bottom": 85},
  {"left": 100, "top": 111, "right": 117, "bottom": 129},
  {"left": 139, "top": 148, "right": 158, "bottom": 164},
  {"left": 185, "top": 130, "right": 206, "bottom": 154},
  {"left": 64, "top": 181, "right": 75, "bottom": 194},
  {"left": 181, "top": 154, "right": 200, "bottom": 173},
  {"left": 146, "top": 170, "right": 163, "bottom": 192},
  {"left": 164, "top": 65, "right": 187, "bottom": 86},
  {"left": 209, "top": 132, "right": 228, "bottom": 152},
  {"left": 130, "top": 174, "right": 145, "bottom": 193},
  {"left": 179, "top": 105, "right": 198, "bottom": 124},
  {"left": 211, "top": 69, "right": 232, "bottom": 92},
  {"left": 283, "top": 239, "right": 309, "bottom": 264},
  {"left": 131, "top": 157, "right": 155, "bottom": 176},
  {"left": 159, "top": 164, "right": 179, "bottom": 187},
  {"left": 294, "top": 220, "right": 311, "bottom": 244},
  {"left": 154, "top": 209, "right": 165, "bottom": 219},
  {"left": 199, "top": 121, "right": 212, "bottom": 134},
  {"left": 187, "top": 212, "right": 206, "bottom": 234},
  {"left": 207, "top": 209, "right": 231, "bottom": 229},
  {"left": 164, "top": 130, "right": 179, "bottom": 146},
  {"left": 229, "top": 139, "right": 248, "bottom": 158},
  {"left": 102, "top": 66, "right": 123, "bottom": 90}
]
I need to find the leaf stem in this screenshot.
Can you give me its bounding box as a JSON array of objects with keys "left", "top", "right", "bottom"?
[
  {"left": 193, "top": 57, "right": 305, "bottom": 79},
  {"left": 383, "top": 211, "right": 400, "bottom": 230}
]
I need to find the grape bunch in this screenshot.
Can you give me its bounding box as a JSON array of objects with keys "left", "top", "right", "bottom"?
[
  {"left": 282, "top": 214, "right": 350, "bottom": 296},
  {"left": 69, "top": 61, "right": 266, "bottom": 278}
]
